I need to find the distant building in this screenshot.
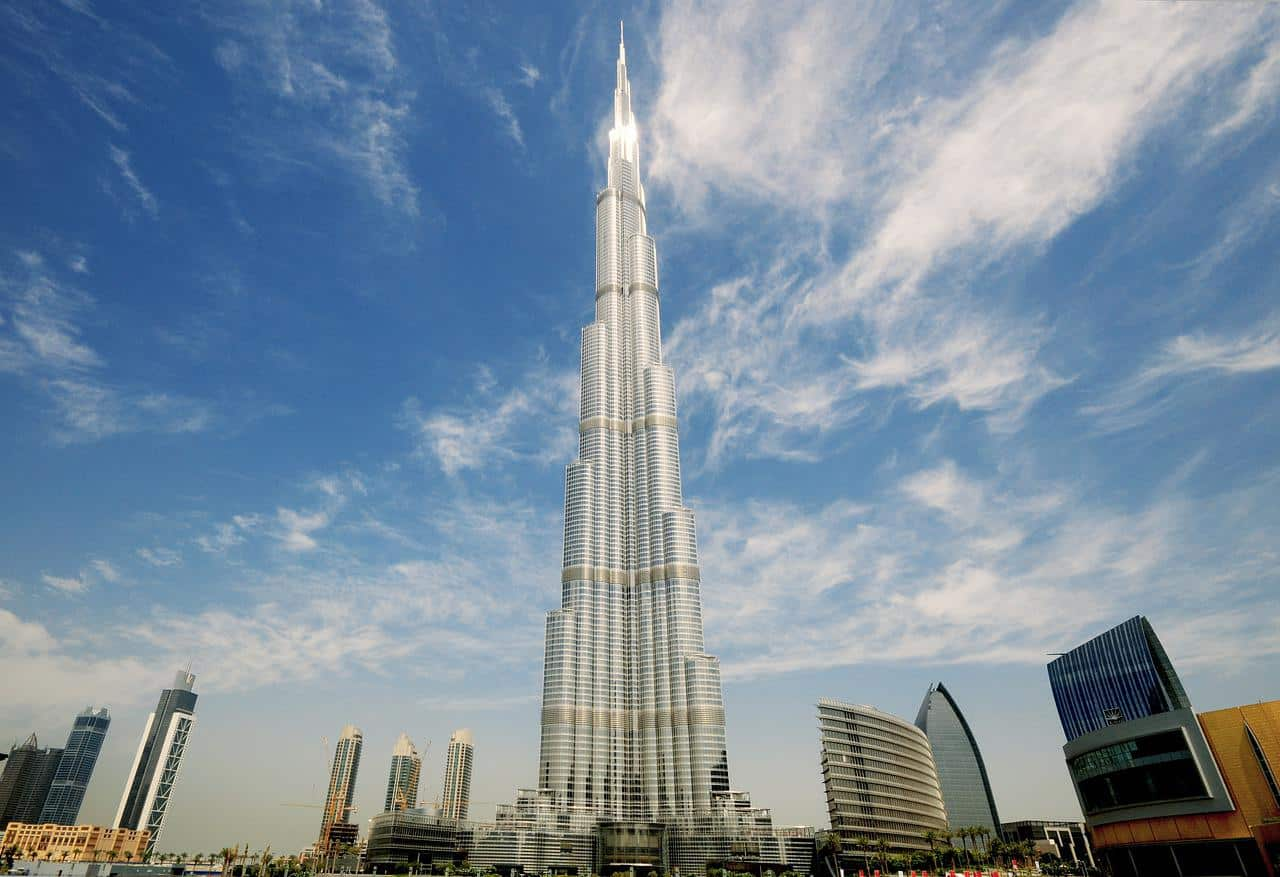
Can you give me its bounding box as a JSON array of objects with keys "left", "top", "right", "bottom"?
[
  {"left": 365, "top": 809, "right": 460, "bottom": 872},
  {"left": 1048, "top": 614, "right": 1191, "bottom": 741},
  {"left": 41, "top": 707, "right": 111, "bottom": 826},
  {"left": 1, "top": 822, "right": 149, "bottom": 863},
  {"left": 817, "top": 699, "right": 948, "bottom": 853},
  {"left": 915, "top": 682, "right": 1000, "bottom": 834},
  {"left": 384, "top": 733, "right": 422, "bottom": 813},
  {"left": 1000, "top": 820, "right": 1094, "bottom": 869},
  {"left": 439, "top": 729, "right": 473, "bottom": 822},
  {"left": 0, "top": 734, "right": 63, "bottom": 831},
  {"left": 114, "top": 670, "right": 198, "bottom": 854},
  {"left": 319, "top": 725, "right": 363, "bottom": 851},
  {"left": 1049, "top": 617, "right": 1280, "bottom": 876}
]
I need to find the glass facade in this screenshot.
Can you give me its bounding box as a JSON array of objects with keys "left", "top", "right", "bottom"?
[
  {"left": 0, "top": 734, "right": 63, "bottom": 830},
  {"left": 818, "top": 699, "right": 948, "bottom": 852},
  {"left": 1069, "top": 728, "right": 1209, "bottom": 814},
  {"left": 532, "top": 22, "right": 749, "bottom": 857},
  {"left": 319, "top": 725, "right": 363, "bottom": 850},
  {"left": 441, "top": 729, "right": 474, "bottom": 821},
  {"left": 41, "top": 707, "right": 111, "bottom": 826},
  {"left": 114, "top": 670, "right": 197, "bottom": 854},
  {"left": 1048, "top": 615, "right": 1192, "bottom": 742},
  {"left": 384, "top": 733, "right": 422, "bottom": 813},
  {"left": 914, "top": 683, "right": 1000, "bottom": 833}
]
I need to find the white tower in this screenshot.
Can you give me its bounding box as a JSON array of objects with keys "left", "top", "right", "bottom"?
[
  {"left": 440, "top": 728, "right": 473, "bottom": 821},
  {"left": 536, "top": 24, "right": 731, "bottom": 824}
]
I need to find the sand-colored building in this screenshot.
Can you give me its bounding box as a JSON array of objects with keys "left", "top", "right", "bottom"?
[
  {"left": 1085, "top": 700, "right": 1280, "bottom": 876},
  {"left": 0, "top": 822, "right": 150, "bottom": 863}
]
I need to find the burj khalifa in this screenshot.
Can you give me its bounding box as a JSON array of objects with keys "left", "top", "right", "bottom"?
[
  {"left": 472, "top": 28, "right": 786, "bottom": 876},
  {"left": 536, "top": 24, "right": 731, "bottom": 826}
]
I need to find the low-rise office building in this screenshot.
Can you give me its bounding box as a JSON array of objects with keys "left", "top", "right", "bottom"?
[
  {"left": 1000, "top": 820, "right": 1094, "bottom": 869},
  {"left": 1, "top": 821, "right": 150, "bottom": 863}
]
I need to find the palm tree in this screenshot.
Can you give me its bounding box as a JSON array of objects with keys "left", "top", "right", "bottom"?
[
  {"left": 874, "top": 839, "right": 890, "bottom": 875},
  {"left": 922, "top": 830, "right": 940, "bottom": 874}
]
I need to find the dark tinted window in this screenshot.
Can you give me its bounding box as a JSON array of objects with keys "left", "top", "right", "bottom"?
[{"left": 1070, "top": 729, "right": 1208, "bottom": 812}]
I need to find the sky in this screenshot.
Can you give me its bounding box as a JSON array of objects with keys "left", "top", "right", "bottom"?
[{"left": 2, "top": 0, "right": 1279, "bottom": 856}]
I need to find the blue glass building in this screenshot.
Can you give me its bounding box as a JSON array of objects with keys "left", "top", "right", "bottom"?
[
  {"left": 1047, "top": 616, "right": 1192, "bottom": 742},
  {"left": 40, "top": 706, "right": 111, "bottom": 825}
]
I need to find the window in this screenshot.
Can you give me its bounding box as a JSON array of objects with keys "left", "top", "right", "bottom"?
[
  {"left": 1070, "top": 729, "right": 1209, "bottom": 813},
  {"left": 1245, "top": 723, "right": 1280, "bottom": 809}
]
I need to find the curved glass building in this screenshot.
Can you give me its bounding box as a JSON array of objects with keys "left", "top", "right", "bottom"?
[
  {"left": 1048, "top": 615, "right": 1191, "bottom": 742},
  {"left": 818, "top": 699, "right": 948, "bottom": 852},
  {"left": 915, "top": 683, "right": 999, "bottom": 833},
  {"left": 536, "top": 27, "right": 730, "bottom": 823}
]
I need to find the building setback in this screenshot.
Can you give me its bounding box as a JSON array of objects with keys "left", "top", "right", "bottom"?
[
  {"left": 439, "top": 730, "right": 472, "bottom": 822},
  {"left": 915, "top": 682, "right": 1000, "bottom": 834},
  {"left": 114, "top": 670, "right": 197, "bottom": 854},
  {"left": 384, "top": 733, "right": 422, "bottom": 813},
  {"left": 41, "top": 707, "right": 111, "bottom": 826},
  {"left": 0, "top": 735, "right": 63, "bottom": 831},
  {"left": 319, "top": 725, "right": 363, "bottom": 851},
  {"left": 818, "top": 699, "right": 948, "bottom": 853}
]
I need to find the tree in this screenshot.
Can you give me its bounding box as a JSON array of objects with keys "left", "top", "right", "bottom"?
[
  {"left": 874, "top": 839, "right": 890, "bottom": 874},
  {"left": 922, "top": 830, "right": 940, "bottom": 874}
]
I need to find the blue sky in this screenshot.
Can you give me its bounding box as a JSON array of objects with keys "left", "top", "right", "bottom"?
[{"left": 3, "top": 0, "right": 1280, "bottom": 855}]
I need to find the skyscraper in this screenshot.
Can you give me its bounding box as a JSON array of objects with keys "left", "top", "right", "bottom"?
[
  {"left": 1048, "top": 615, "right": 1191, "bottom": 741},
  {"left": 40, "top": 706, "right": 111, "bottom": 825},
  {"left": 915, "top": 683, "right": 1000, "bottom": 834},
  {"left": 818, "top": 699, "right": 948, "bottom": 853},
  {"left": 0, "top": 734, "right": 63, "bottom": 830},
  {"left": 114, "top": 670, "right": 197, "bottom": 853},
  {"left": 537, "top": 22, "right": 731, "bottom": 826},
  {"left": 319, "top": 725, "right": 363, "bottom": 850},
  {"left": 384, "top": 733, "right": 421, "bottom": 813},
  {"left": 440, "top": 729, "right": 473, "bottom": 821}
]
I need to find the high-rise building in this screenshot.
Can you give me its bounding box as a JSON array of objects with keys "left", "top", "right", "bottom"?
[
  {"left": 1048, "top": 614, "right": 1191, "bottom": 741},
  {"left": 0, "top": 735, "right": 63, "bottom": 830},
  {"left": 498, "top": 27, "right": 780, "bottom": 874},
  {"left": 915, "top": 682, "right": 1000, "bottom": 833},
  {"left": 385, "top": 733, "right": 422, "bottom": 813},
  {"left": 536, "top": 22, "right": 731, "bottom": 825},
  {"left": 40, "top": 707, "right": 111, "bottom": 825},
  {"left": 818, "top": 699, "right": 948, "bottom": 853},
  {"left": 319, "top": 725, "right": 363, "bottom": 850},
  {"left": 1048, "top": 617, "right": 1280, "bottom": 876},
  {"left": 440, "top": 729, "right": 473, "bottom": 822},
  {"left": 114, "top": 670, "right": 197, "bottom": 853}
]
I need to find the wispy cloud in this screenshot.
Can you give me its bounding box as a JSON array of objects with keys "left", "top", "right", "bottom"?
[
  {"left": 42, "top": 572, "right": 90, "bottom": 594},
  {"left": 402, "top": 361, "right": 576, "bottom": 476},
  {"left": 484, "top": 87, "right": 525, "bottom": 147},
  {"left": 108, "top": 145, "right": 159, "bottom": 217},
  {"left": 1, "top": 250, "right": 218, "bottom": 443},
  {"left": 137, "top": 546, "right": 183, "bottom": 567},
  {"left": 650, "top": 0, "right": 1276, "bottom": 460},
  {"left": 1085, "top": 320, "right": 1280, "bottom": 431},
  {"left": 90, "top": 559, "right": 121, "bottom": 583},
  {"left": 699, "top": 458, "right": 1280, "bottom": 680},
  {"left": 208, "top": 0, "right": 419, "bottom": 216}
]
